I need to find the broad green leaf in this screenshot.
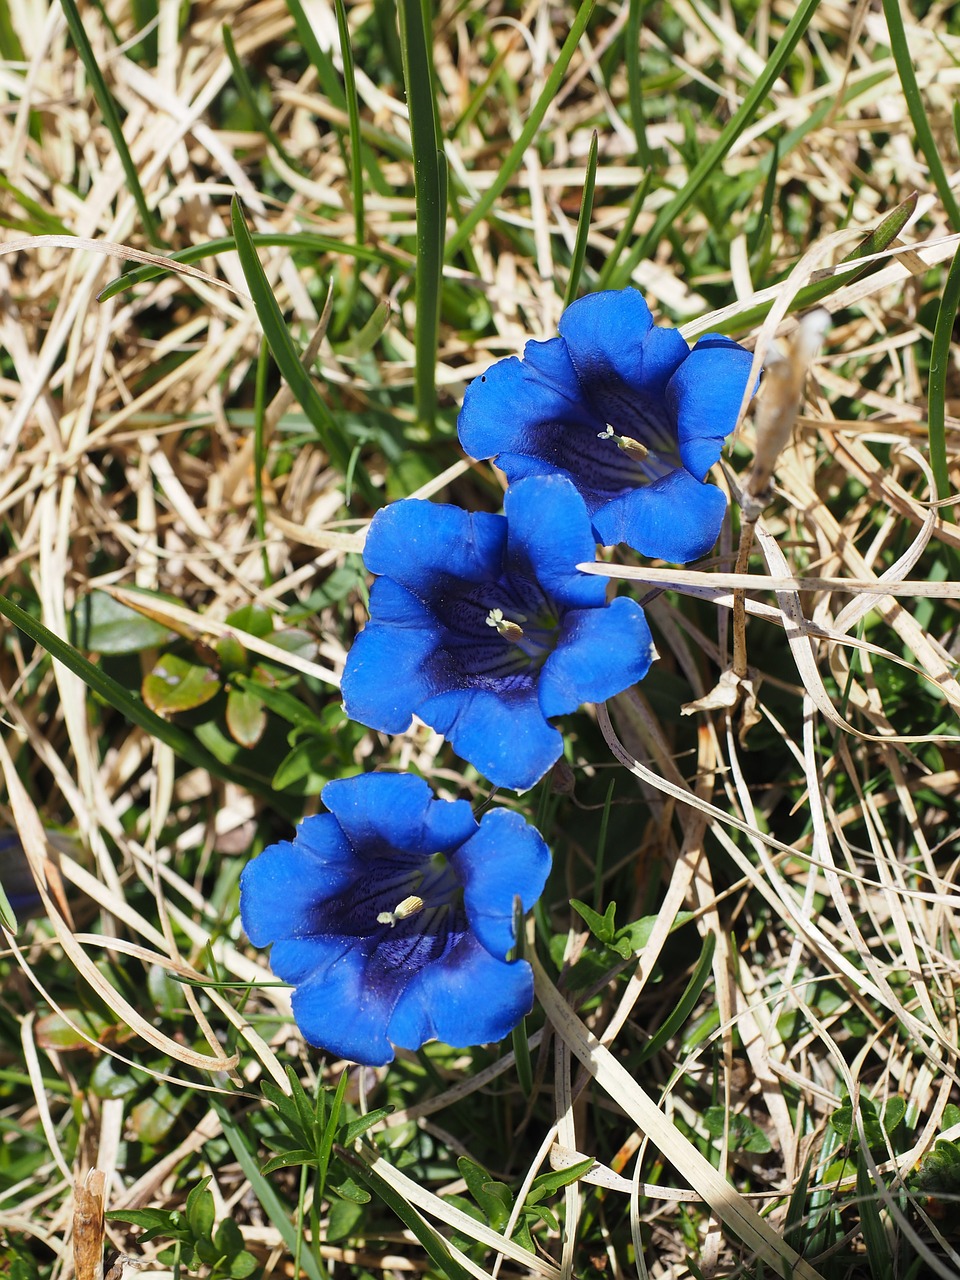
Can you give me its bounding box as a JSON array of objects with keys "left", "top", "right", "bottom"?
[
  {"left": 142, "top": 653, "right": 221, "bottom": 715},
  {"left": 185, "top": 1179, "right": 215, "bottom": 1242},
  {"left": 226, "top": 687, "right": 267, "bottom": 748},
  {"left": 226, "top": 604, "right": 275, "bottom": 639},
  {"left": 73, "top": 590, "right": 174, "bottom": 655},
  {"left": 703, "top": 1107, "right": 773, "bottom": 1154}
]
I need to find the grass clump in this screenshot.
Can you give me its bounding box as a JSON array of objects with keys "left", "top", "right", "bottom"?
[{"left": 1, "top": 1, "right": 959, "bottom": 1278}]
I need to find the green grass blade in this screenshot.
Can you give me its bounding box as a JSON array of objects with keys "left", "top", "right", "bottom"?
[
  {"left": 58, "top": 0, "right": 162, "bottom": 245},
  {"left": 334, "top": 0, "right": 366, "bottom": 248},
  {"left": 597, "top": 172, "right": 652, "bottom": 291},
  {"left": 562, "top": 129, "right": 599, "bottom": 308},
  {"left": 0, "top": 591, "right": 266, "bottom": 792},
  {"left": 97, "top": 230, "right": 401, "bottom": 303},
  {"left": 210, "top": 1097, "right": 325, "bottom": 1280},
  {"left": 337, "top": 1146, "right": 477, "bottom": 1280},
  {"left": 446, "top": 0, "right": 597, "bottom": 259},
  {"left": 626, "top": 0, "right": 652, "bottom": 168},
  {"left": 927, "top": 240, "right": 960, "bottom": 512},
  {"left": 230, "top": 198, "right": 373, "bottom": 500},
  {"left": 638, "top": 931, "right": 716, "bottom": 1063},
  {"left": 880, "top": 0, "right": 960, "bottom": 230},
  {"left": 222, "top": 24, "right": 297, "bottom": 169},
  {"left": 252, "top": 340, "right": 272, "bottom": 586},
  {"left": 398, "top": 0, "right": 446, "bottom": 431},
  {"left": 609, "top": 0, "right": 822, "bottom": 286},
  {"left": 283, "top": 0, "right": 346, "bottom": 109},
  {"left": 709, "top": 193, "right": 920, "bottom": 335}
]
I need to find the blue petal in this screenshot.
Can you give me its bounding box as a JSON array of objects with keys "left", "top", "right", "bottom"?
[
  {"left": 420, "top": 684, "right": 562, "bottom": 791},
  {"left": 592, "top": 467, "right": 728, "bottom": 562},
  {"left": 558, "top": 289, "right": 690, "bottom": 448},
  {"left": 667, "top": 334, "right": 756, "bottom": 479},
  {"left": 389, "top": 933, "right": 534, "bottom": 1051},
  {"left": 503, "top": 475, "right": 605, "bottom": 610},
  {"left": 341, "top": 578, "right": 455, "bottom": 735},
  {"left": 292, "top": 945, "right": 397, "bottom": 1065},
  {"left": 363, "top": 499, "right": 505, "bottom": 597},
  {"left": 321, "top": 773, "right": 478, "bottom": 861},
  {"left": 538, "top": 597, "right": 656, "bottom": 718},
  {"left": 240, "top": 817, "right": 357, "bottom": 947},
  {"left": 453, "top": 808, "right": 551, "bottom": 958},
  {"left": 458, "top": 335, "right": 595, "bottom": 465}
]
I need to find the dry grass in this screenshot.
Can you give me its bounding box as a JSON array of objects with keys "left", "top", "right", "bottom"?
[{"left": 1, "top": 0, "right": 960, "bottom": 1277}]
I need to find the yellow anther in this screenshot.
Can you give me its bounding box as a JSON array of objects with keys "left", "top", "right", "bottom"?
[
  {"left": 377, "top": 895, "right": 425, "bottom": 927},
  {"left": 598, "top": 425, "right": 649, "bottom": 461},
  {"left": 485, "top": 608, "right": 525, "bottom": 641}
]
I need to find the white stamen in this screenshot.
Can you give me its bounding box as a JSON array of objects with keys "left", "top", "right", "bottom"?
[
  {"left": 377, "top": 895, "right": 425, "bottom": 927},
  {"left": 485, "top": 607, "right": 525, "bottom": 640},
  {"left": 598, "top": 424, "right": 648, "bottom": 460}
]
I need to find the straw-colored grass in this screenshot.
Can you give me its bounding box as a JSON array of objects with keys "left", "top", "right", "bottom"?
[{"left": 1, "top": 1, "right": 960, "bottom": 1277}]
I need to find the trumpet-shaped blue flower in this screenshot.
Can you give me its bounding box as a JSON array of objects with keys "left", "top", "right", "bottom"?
[
  {"left": 240, "top": 773, "right": 551, "bottom": 1066},
  {"left": 458, "top": 288, "right": 756, "bottom": 563},
  {"left": 341, "top": 474, "right": 656, "bottom": 792}
]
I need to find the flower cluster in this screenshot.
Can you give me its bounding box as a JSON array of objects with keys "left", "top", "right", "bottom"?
[{"left": 241, "top": 288, "right": 754, "bottom": 1064}]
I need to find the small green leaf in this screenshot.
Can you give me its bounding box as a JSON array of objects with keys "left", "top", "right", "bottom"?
[
  {"left": 570, "top": 898, "right": 617, "bottom": 944},
  {"left": 260, "top": 1149, "right": 317, "bottom": 1176},
  {"left": 272, "top": 739, "right": 333, "bottom": 794},
  {"left": 73, "top": 590, "right": 174, "bottom": 654},
  {"left": 326, "top": 1196, "right": 365, "bottom": 1242},
  {"left": 128, "top": 1085, "right": 192, "bottom": 1145},
  {"left": 226, "top": 687, "right": 267, "bottom": 748},
  {"left": 185, "top": 1179, "right": 215, "bottom": 1242},
  {"left": 340, "top": 1106, "right": 395, "bottom": 1144},
  {"left": 703, "top": 1107, "right": 773, "bottom": 1154},
  {"left": 225, "top": 604, "right": 275, "bottom": 639},
  {"left": 527, "top": 1156, "right": 595, "bottom": 1198},
  {"left": 142, "top": 653, "right": 221, "bottom": 715}
]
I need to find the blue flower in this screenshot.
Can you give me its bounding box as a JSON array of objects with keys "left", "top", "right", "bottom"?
[
  {"left": 458, "top": 287, "right": 756, "bottom": 563},
  {"left": 240, "top": 773, "right": 551, "bottom": 1066},
  {"left": 340, "top": 474, "right": 656, "bottom": 792}
]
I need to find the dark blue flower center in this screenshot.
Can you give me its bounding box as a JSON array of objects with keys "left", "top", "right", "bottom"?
[
  {"left": 315, "top": 854, "right": 468, "bottom": 986},
  {"left": 432, "top": 572, "right": 560, "bottom": 692}
]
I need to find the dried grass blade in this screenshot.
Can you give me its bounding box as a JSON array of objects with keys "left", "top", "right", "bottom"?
[{"left": 533, "top": 959, "right": 825, "bottom": 1280}]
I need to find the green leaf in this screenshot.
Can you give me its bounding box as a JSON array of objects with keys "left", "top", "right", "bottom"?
[
  {"left": 340, "top": 1106, "right": 395, "bottom": 1145},
  {"left": 570, "top": 898, "right": 617, "bottom": 945},
  {"left": 397, "top": 0, "right": 445, "bottom": 429},
  {"left": 106, "top": 1208, "right": 178, "bottom": 1231},
  {"left": 272, "top": 739, "right": 334, "bottom": 794},
  {"left": 260, "top": 1149, "right": 317, "bottom": 1176},
  {"left": 142, "top": 653, "right": 222, "bottom": 715},
  {"left": 703, "top": 1107, "right": 773, "bottom": 1154},
  {"left": 58, "top": 0, "right": 162, "bottom": 244},
  {"left": 227, "top": 1251, "right": 260, "bottom": 1278},
  {"left": 446, "top": 0, "right": 597, "bottom": 257},
  {"left": 326, "top": 1196, "right": 365, "bottom": 1243},
  {"left": 457, "top": 1157, "right": 513, "bottom": 1232},
  {"left": 73, "top": 590, "right": 174, "bottom": 655},
  {"left": 639, "top": 931, "right": 716, "bottom": 1063},
  {"left": 225, "top": 604, "right": 275, "bottom": 639},
  {"left": 128, "top": 1085, "right": 192, "bottom": 1145},
  {"left": 230, "top": 198, "right": 371, "bottom": 501},
  {"left": 209, "top": 1097, "right": 325, "bottom": 1280},
  {"left": 562, "top": 129, "right": 599, "bottom": 307},
  {"left": 226, "top": 687, "right": 267, "bottom": 748},
  {"left": 527, "top": 1157, "right": 595, "bottom": 1199}
]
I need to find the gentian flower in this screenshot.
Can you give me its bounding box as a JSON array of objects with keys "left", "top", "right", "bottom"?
[
  {"left": 458, "top": 287, "right": 756, "bottom": 563},
  {"left": 240, "top": 773, "right": 550, "bottom": 1066},
  {"left": 340, "top": 474, "right": 656, "bottom": 792}
]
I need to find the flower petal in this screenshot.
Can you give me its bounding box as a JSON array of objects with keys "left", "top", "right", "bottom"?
[
  {"left": 389, "top": 933, "right": 534, "bottom": 1051},
  {"left": 558, "top": 288, "right": 690, "bottom": 449},
  {"left": 503, "top": 475, "right": 605, "bottom": 610},
  {"left": 363, "top": 499, "right": 505, "bottom": 597},
  {"left": 592, "top": 467, "right": 728, "bottom": 563},
  {"left": 667, "top": 333, "right": 757, "bottom": 480},
  {"left": 239, "top": 817, "right": 356, "bottom": 947},
  {"left": 420, "top": 684, "right": 562, "bottom": 791},
  {"left": 292, "top": 945, "right": 398, "bottom": 1065},
  {"left": 341, "top": 578, "right": 455, "bottom": 734},
  {"left": 321, "top": 772, "right": 479, "bottom": 861},
  {"left": 458, "top": 335, "right": 596, "bottom": 466},
  {"left": 538, "top": 597, "right": 656, "bottom": 718},
  {"left": 453, "top": 807, "right": 551, "bottom": 958}
]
